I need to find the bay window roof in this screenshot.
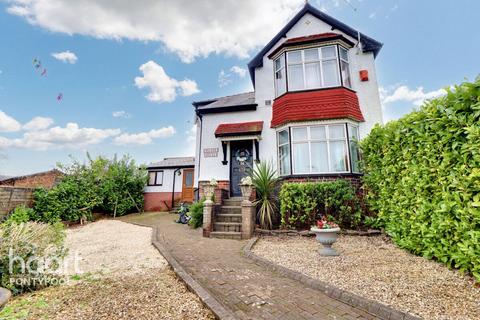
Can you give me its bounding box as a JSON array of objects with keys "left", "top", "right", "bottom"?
[
  {"left": 271, "top": 88, "right": 365, "bottom": 128},
  {"left": 215, "top": 121, "right": 264, "bottom": 137}
]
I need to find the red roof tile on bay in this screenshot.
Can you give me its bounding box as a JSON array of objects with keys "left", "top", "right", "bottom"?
[
  {"left": 271, "top": 88, "right": 365, "bottom": 128},
  {"left": 215, "top": 121, "right": 264, "bottom": 137}
]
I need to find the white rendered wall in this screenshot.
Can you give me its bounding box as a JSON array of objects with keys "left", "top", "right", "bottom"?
[{"left": 144, "top": 168, "right": 184, "bottom": 193}]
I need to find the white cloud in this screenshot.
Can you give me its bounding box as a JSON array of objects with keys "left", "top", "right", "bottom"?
[
  {"left": 218, "top": 66, "right": 248, "bottom": 87},
  {"left": 230, "top": 66, "right": 247, "bottom": 78},
  {"left": 0, "top": 123, "right": 120, "bottom": 150},
  {"left": 381, "top": 85, "right": 447, "bottom": 106},
  {"left": 369, "top": 12, "right": 376, "bottom": 19},
  {"left": 134, "top": 61, "right": 199, "bottom": 103},
  {"left": 23, "top": 116, "right": 54, "bottom": 131},
  {"left": 51, "top": 50, "right": 78, "bottom": 64},
  {"left": 112, "top": 110, "right": 131, "bottom": 118},
  {"left": 6, "top": 0, "right": 305, "bottom": 63},
  {"left": 114, "top": 126, "right": 176, "bottom": 145},
  {"left": 0, "top": 111, "right": 21, "bottom": 132}
]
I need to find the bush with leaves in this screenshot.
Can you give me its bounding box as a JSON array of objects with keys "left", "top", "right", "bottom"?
[
  {"left": 0, "top": 222, "right": 67, "bottom": 294},
  {"left": 280, "top": 180, "right": 361, "bottom": 230},
  {"left": 361, "top": 78, "right": 480, "bottom": 281},
  {"left": 188, "top": 200, "right": 205, "bottom": 229},
  {"left": 32, "top": 154, "right": 147, "bottom": 223}
]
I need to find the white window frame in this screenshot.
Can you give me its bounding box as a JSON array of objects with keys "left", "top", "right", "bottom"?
[
  {"left": 288, "top": 124, "right": 351, "bottom": 175},
  {"left": 339, "top": 46, "right": 352, "bottom": 89},
  {"left": 274, "top": 53, "right": 286, "bottom": 97},
  {"left": 347, "top": 124, "right": 361, "bottom": 173},
  {"left": 285, "top": 45, "right": 342, "bottom": 93},
  {"left": 277, "top": 129, "right": 291, "bottom": 176}
]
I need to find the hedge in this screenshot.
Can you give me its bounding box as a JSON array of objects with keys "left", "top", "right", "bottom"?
[
  {"left": 280, "top": 180, "right": 362, "bottom": 229},
  {"left": 361, "top": 78, "right": 480, "bottom": 281}
]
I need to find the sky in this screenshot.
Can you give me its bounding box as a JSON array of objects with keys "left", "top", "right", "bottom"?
[{"left": 0, "top": 0, "right": 478, "bottom": 176}]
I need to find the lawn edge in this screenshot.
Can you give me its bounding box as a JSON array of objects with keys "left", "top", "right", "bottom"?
[{"left": 243, "top": 237, "right": 422, "bottom": 320}]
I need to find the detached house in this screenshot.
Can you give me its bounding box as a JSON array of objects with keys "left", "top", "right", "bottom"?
[{"left": 193, "top": 3, "right": 383, "bottom": 205}]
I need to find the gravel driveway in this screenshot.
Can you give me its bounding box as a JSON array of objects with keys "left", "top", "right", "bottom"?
[
  {"left": 253, "top": 235, "right": 480, "bottom": 320},
  {"left": 1, "top": 218, "right": 214, "bottom": 320}
]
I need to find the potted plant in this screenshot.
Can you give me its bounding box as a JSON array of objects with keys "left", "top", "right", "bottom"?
[
  {"left": 239, "top": 176, "right": 254, "bottom": 200},
  {"left": 310, "top": 217, "right": 340, "bottom": 256},
  {"left": 204, "top": 178, "right": 217, "bottom": 201}
]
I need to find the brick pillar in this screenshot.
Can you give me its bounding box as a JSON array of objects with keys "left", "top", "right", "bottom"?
[
  {"left": 241, "top": 199, "right": 256, "bottom": 239},
  {"left": 203, "top": 199, "right": 214, "bottom": 237}
]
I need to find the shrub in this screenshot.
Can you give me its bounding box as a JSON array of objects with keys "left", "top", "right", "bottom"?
[
  {"left": 0, "top": 222, "right": 67, "bottom": 294},
  {"left": 361, "top": 78, "right": 480, "bottom": 281},
  {"left": 252, "top": 161, "right": 279, "bottom": 230},
  {"left": 280, "top": 180, "right": 361, "bottom": 230},
  {"left": 32, "top": 154, "right": 147, "bottom": 223},
  {"left": 188, "top": 200, "right": 205, "bottom": 229},
  {"left": 4, "top": 206, "right": 34, "bottom": 226}
]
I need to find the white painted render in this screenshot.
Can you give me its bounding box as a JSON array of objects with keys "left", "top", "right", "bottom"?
[
  {"left": 144, "top": 168, "right": 184, "bottom": 193},
  {"left": 194, "top": 11, "right": 383, "bottom": 187}
]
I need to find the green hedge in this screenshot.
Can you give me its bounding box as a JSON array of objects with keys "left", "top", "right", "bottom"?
[
  {"left": 361, "top": 79, "right": 480, "bottom": 280},
  {"left": 280, "top": 180, "right": 362, "bottom": 229}
]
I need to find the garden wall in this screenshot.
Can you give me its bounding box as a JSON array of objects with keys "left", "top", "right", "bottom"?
[
  {"left": 361, "top": 79, "right": 480, "bottom": 281},
  {"left": 0, "top": 186, "right": 34, "bottom": 218}
]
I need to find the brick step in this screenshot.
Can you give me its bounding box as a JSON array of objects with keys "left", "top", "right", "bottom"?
[
  {"left": 210, "top": 231, "right": 242, "bottom": 240},
  {"left": 216, "top": 213, "right": 242, "bottom": 223},
  {"left": 219, "top": 206, "right": 241, "bottom": 215},
  {"left": 223, "top": 198, "right": 243, "bottom": 206},
  {"left": 213, "top": 222, "right": 242, "bottom": 232}
]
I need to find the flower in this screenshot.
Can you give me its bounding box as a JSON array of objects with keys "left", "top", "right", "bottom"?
[
  {"left": 240, "top": 176, "right": 253, "bottom": 186},
  {"left": 209, "top": 178, "right": 218, "bottom": 186},
  {"left": 315, "top": 217, "right": 339, "bottom": 229}
]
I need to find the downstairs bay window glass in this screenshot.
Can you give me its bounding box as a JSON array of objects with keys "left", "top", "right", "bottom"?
[
  {"left": 278, "top": 130, "right": 291, "bottom": 175},
  {"left": 348, "top": 124, "right": 361, "bottom": 173},
  {"left": 293, "top": 142, "right": 310, "bottom": 173}
]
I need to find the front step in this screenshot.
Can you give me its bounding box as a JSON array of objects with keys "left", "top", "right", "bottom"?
[
  {"left": 210, "top": 231, "right": 242, "bottom": 240},
  {"left": 220, "top": 206, "right": 241, "bottom": 215},
  {"left": 216, "top": 213, "right": 242, "bottom": 223},
  {"left": 213, "top": 222, "right": 242, "bottom": 232},
  {"left": 223, "top": 197, "right": 243, "bottom": 206}
]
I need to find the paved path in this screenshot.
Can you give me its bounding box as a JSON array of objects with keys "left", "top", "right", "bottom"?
[{"left": 121, "top": 212, "right": 379, "bottom": 320}]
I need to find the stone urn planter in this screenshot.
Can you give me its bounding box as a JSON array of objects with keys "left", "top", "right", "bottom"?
[
  {"left": 0, "top": 287, "right": 11, "bottom": 311},
  {"left": 204, "top": 185, "right": 215, "bottom": 201},
  {"left": 240, "top": 176, "right": 254, "bottom": 201},
  {"left": 310, "top": 227, "right": 341, "bottom": 256}
]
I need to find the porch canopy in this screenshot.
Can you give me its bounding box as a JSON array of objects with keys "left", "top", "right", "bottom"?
[{"left": 214, "top": 121, "right": 263, "bottom": 164}]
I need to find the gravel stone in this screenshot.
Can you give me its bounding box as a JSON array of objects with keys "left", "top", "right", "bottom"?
[{"left": 253, "top": 235, "right": 480, "bottom": 320}]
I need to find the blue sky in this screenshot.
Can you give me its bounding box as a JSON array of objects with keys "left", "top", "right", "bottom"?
[{"left": 0, "top": 0, "right": 478, "bottom": 175}]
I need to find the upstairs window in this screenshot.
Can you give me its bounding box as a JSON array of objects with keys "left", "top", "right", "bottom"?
[
  {"left": 274, "top": 53, "right": 286, "bottom": 97},
  {"left": 274, "top": 45, "right": 352, "bottom": 97}
]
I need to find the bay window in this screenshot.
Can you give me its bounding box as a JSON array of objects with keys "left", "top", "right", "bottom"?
[
  {"left": 277, "top": 123, "right": 361, "bottom": 175},
  {"left": 274, "top": 45, "right": 351, "bottom": 97}
]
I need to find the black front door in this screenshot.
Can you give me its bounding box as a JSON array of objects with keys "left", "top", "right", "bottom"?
[{"left": 230, "top": 141, "right": 253, "bottom": 197}]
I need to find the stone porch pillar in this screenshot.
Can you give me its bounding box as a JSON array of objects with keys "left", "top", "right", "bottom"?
[
  {"left": 203, "top": 199, "right": 214, "bottom": 237},
  {"left": 241, "top": 199, "right": 256, "bottom": 239}
]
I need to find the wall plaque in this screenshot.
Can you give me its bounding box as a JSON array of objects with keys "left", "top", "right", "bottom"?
[{"left": 203, "top": 147, "right": 219, "bottom": 158}]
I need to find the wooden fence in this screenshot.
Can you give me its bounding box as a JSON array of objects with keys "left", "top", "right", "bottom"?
[{"left": 0, "top": 186, "right": 34, "bottom": 219}]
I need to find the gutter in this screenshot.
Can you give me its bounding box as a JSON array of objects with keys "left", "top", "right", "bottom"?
[{"left": 195, "top": 108, "right": 203, "bottom": 201}]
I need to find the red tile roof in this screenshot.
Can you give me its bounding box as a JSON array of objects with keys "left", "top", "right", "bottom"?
[
  {"left": 215, "top": 121, "right": 264, "bottom": 137},
  {"left": 284, "top": 32, "right": 342, "bottom": 44},
  {"left": 271, "top": 88, "right": 365, "bottom": 128}
]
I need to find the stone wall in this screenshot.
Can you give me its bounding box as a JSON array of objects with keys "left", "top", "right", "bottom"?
[{"left": 0, "top": 186, "right": 35, "bottom": 219}]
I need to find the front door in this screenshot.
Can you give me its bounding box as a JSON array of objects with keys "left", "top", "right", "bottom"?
[
  {"left": 230, "top": 141, "right": 253, "bottom": 197},
  {"left": 181, "top": 169, "right": 194, "bottom": 203}
]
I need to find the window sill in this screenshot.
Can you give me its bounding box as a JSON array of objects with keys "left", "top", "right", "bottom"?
[
  {"left": 279, "top": 172, "right": 363, "bottom": 179},
  {"left": 274, "top": 85, "right": 356, "bottom": 100}
]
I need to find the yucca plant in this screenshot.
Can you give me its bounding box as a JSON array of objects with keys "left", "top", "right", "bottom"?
[{"left": 251, "top": 161, "right": 279, "bottom": 230}]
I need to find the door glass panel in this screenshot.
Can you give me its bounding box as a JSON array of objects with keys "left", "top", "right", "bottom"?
[{"left": 185, "top": 171, "right": 193, "bottom": 187}]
